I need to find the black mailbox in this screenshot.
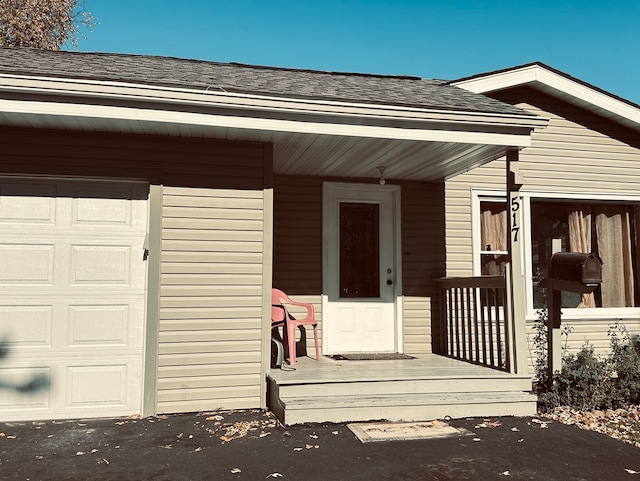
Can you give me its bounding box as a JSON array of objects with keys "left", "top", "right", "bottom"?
[{"left": 549, "top": 252, "right": 603, "bottom": 286}]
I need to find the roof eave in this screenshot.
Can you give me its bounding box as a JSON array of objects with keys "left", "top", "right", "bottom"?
[
  {"left": 452, "top": 64, "right": 640, "bottom": 132},
  {"left": 0, "top": 73, "right": 546, "bottom": 145}
]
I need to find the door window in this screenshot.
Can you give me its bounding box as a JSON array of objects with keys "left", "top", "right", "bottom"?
[{"left": 339, "top": 202, "right": 380, "bottom": 298}]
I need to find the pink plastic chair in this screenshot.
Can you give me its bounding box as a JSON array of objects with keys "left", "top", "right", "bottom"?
[{"left": 271, "top": 288, "right": 320, "bottom": 366}]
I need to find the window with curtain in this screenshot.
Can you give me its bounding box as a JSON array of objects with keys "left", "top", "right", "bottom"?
[
  {"left": 479, "top": 201, "right": 509, "bottom": 277},
  {"left": 530, "top": 200, "right": 640, "bottom": 309}
]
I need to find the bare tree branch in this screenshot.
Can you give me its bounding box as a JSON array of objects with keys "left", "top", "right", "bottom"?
[{"left": 0, "top": 0, "right": 97, "bottom": 50}]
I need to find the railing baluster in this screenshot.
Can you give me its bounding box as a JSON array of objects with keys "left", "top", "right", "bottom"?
[
  {"left": 473, "top": 287, "right": 480, "bottom": 364},
  {"left": 492, "top": 287, "right": 501, "bottom": 369},
  {"left": 437, "top": 276, "right": 509, "bottom": 372}
]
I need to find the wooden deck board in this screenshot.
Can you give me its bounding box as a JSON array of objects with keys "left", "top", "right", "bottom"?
[{"left": 268, "top": 353, "right": 525, "bottom": 384}]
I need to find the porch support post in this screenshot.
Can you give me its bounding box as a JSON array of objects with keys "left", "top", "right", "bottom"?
[{"left": 506, "top": 149, "right": 528, "bottom": 375}]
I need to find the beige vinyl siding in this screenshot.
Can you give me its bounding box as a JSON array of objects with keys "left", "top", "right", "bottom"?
[
  {"left": 445, "top": 86, "right": 640, "bottom": 368},
  {"left": 157, "top": 186, "right": 265, "bottom": 413},
  {"left": 1, "top": 127, "right": 269, "bottom": 414}
]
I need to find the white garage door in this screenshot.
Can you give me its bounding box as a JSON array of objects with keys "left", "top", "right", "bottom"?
[{"left": 0, "top": 177, "right": 148, "bottom": 421}]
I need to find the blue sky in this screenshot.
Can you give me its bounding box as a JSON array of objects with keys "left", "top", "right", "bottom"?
[{"left": 77, "top": 0, "right": 640, "bottom": 104}]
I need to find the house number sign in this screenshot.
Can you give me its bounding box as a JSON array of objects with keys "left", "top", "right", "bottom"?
[{"left": 510, "top": 195, "right": 520, "bottom": 242}]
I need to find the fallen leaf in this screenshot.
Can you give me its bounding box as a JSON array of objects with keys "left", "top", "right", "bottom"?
[
  {"left": 91, "top": 449, "right": 98, "bottom": 454},
  {"left": 626, "top": 469, "right": 640, "bottom": 474},
  {"left": 115, "top": 421, "right": 127, "bottom": 426},
  {"left": 309, "top": 434, "right": 318, "bottom": 439},
  {"left": 500, "top": 471, "right": 510, "bottom": 476},
  {"left": 193, "top": 447, "right": 203, "bottom": 453},
  {"left": 76, "top": 451, "right": 86, "bottom": 456},
  {"left": 231, "top": 468, "right": 241, "bottom": 474},
  {"left": 475, "top": 423, "right": 487, "bottom": 429},
  {"left": 473, "top": 438, "right": 482, "bottom": 442},
  {"left": 35, "top": 456, "right": 44, "bottom": 460},
  {"left": 511, "top": 427, "right": 519, "bottom": 432},
  {"left": 293, "top": 447, "right": 303, "bottom": 452},
  {"left": 332, "top": 431, "right": 339, "bottom": 435},
  {"left": 6, "top": 435, "right": 16, "bottom": 439},
  {"left": 260, "top": 432, "right": 271, "bottom": 438},
  {"left": 220, "top": 436, "right": 230, "bottom": 442},
  {"left": 207, "top": 415, "right": 224, "bottom": 421},
  {"left": 518, "top": 438, "right": 524, "bottom": 443},
  {"left": 100, "top": 458, "right": 110, "bottom": 465},
  {"left": 267, "top": 473, "right": 283, "bottom": 478}
]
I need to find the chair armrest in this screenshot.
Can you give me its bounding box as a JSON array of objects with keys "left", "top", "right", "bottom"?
[{"left": 286, "top": 300, "right": 314, "bottom": 318}]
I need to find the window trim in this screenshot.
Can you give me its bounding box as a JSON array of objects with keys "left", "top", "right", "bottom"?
[{"left": 473, "top": 189, "right": 640, "bottom": 320}]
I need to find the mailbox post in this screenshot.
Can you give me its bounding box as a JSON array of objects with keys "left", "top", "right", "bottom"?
[{"left": 546, "top": 252, "right": 603, "bottom": 384}]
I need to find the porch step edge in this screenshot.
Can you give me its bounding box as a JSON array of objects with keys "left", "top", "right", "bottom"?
[
  {"left": 276, "top": 391, "right": 537, "bottom": 425},
  {"left": 273, "top": 377, "right": 533, "bottom": 397}
]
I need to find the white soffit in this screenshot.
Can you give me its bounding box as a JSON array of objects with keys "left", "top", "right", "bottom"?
[{"left": 453, "top": 64, "right": 640, "bottom": 132}]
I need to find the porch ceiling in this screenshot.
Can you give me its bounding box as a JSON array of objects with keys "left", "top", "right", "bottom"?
[
  {"left": 0, "top": 108, "right": 517, "bottom": 182},
  {"left": 270, "top": 132, "right": 508, "bottom": 181}
]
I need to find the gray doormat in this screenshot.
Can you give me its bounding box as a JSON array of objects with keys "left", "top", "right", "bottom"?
[
  {"left": 328, "top": 353, "right": 415, "bottom": 361},
  {"left": 348, "top": 420, "right": 472, "bottom": 443}
]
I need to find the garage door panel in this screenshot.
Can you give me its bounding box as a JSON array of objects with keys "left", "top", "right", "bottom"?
[
  {"left": 0, "top": 177, "right": 148, "bottom": 421},
  {"left": 67, "top": 364, "right": 128, "bottom": 407},
  {"left": 71, "top": 245, "right": 132, "bottom": 285},
  {"left": 0, "top": 181, "right": 57, "bottom": 224},
  {"left": 68, "top": 304, "right": 131, "bottom": 346},
  {"left": 0, "top": 243, "right": 55, "bottom": 284},
  {"left": 0, "top": 366, "right": 51, "bottom": 410},
  {"left": 0, "top": 305, "right": 52, "bottom": 347}
]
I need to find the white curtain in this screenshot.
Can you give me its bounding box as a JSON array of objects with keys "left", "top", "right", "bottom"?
[
  {"left": 594, "top": 205, "right": 635, "bottom": 307},
  {"left": 567, "top": 205, "right": 595, "bottom": 308}
]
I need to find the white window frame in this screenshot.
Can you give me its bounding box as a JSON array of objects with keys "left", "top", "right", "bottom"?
[{"left": 473, "top": 189, "right": 640, "bottom": 321}]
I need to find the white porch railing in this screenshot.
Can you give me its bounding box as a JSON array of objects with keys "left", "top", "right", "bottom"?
[{"left": 438, "top": 275, "right": 511, "bottom": 372}]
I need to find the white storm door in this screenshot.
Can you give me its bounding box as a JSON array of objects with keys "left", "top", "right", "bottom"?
[{"left": 323, "top": 183, "right": 400, "bottom": 354}]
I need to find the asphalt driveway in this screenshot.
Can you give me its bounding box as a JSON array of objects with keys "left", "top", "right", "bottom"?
[{"left": 0, "top": 409, "right": 638, "bottom": 480}]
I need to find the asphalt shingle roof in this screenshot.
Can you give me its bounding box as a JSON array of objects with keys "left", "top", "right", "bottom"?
[{"left": 0, "top": 47, "right": 534, "bottom": 117}]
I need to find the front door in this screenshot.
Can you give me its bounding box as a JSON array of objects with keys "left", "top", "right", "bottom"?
[{"left": 322, "top": 182, "right": 401, "bottom": 354}]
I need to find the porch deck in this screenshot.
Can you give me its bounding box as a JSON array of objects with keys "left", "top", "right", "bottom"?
[{"left": 267, "top": 354, "right": 536, "bottom": 425}]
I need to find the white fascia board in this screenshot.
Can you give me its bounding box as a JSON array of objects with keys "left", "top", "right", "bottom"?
[
  {"left": 0, "top": 74, "right": 546, "bottom": 131},
  {"left": 454, "top": 65, "right": 640, "bottom": 129},
  {"left": 0, "top": 97, "right": 532, "bottom": 147}
]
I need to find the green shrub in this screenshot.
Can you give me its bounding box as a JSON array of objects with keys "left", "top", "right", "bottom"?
[
  {"left": 540, "top": 344, "right": 612, "bottom": 412},
  {"left": 534, "top": 313, "right": 640, "bottom": 412},
  {"left": 608, "top": 323, "right": 640, "bottom": 408}
]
